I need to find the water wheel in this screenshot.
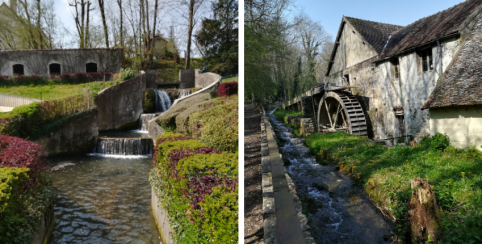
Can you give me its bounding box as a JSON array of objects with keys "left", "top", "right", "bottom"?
[{"left": 317, "top": 91, "right": 368, "bottom": 136}]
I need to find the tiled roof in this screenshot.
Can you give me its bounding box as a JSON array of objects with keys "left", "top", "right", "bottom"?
[
  {"left": 422, "top": 14, "right": 482, "bottom": 109},
  {"left": 345, "top": 17, "right": 403, "bottom": 54},
  {"left": 380, "top": 0, "right": 482, "bottom": 58}
]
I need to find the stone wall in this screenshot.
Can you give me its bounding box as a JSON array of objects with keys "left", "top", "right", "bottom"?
[
  {"left": 0, "top": 48, "right": 122, "bottom": 76},
  {"left": 33, "top": 109, "right": 98, "bottom": 156},
  {"left": 194, "top": 70, "right": 221, "bottom": 88},
  {"left": 96, "top": 74, "right": 148, "bottom": 130},
  {"left": 145, "top": 70, "right": 157, "bottom": 89},
  {"left": 151, "top": 187, "right": 174, "bottom": 244},
  {"left": 30, "top": 203, "right": 54, "bottom": 244},
  {"left": 179, "top": 69, "right": 195, "bottom": 88}
]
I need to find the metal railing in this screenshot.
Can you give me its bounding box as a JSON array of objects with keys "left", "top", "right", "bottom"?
[{"left": 0, "top": 94, "right": 41, "bottom": 108}]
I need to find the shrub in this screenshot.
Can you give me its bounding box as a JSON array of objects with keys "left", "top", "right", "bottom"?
[
  {"left": 88, "top": 72, "right": 103, "bottom": 81},
  {"left": 73, "top": 73, "right": 89, "bottom": 84},
  {"left": 0, "top": 76, "right": 9, "bottom": 85},
  {"left": 0, "top": 167, "right": 29, "bottom": 212},
  {"left": 217, "top": 81, "right": 237, "bottom": 97},
  {"left": 143, "top": 89, "right": 156, "bottom": 113},
  {"left": 0, "top": 135, "right": 47, "bottom": 188},
  {"left": 121, "top": 68, "right": 136, "bottom": 81},
  {"left": 59, "top": 73, "right": 72, "bottom": 84},
  {"left": 150, "top": 133, "right": 238, "bottom": 243},
  {"left": 421, "top": 133, "right": 450, "bottom": 151}
]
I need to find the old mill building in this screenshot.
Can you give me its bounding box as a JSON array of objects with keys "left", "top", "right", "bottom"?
[{"left": 285, "top": 0, "right": 482, "bottom": 150}]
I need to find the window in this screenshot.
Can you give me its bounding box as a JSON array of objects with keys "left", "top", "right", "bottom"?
[
  {"left": 419, "top": 48, "right": 433, "bottom": 72},
  {"left": 391, "top": 59, "right": 400, "bottom": 79},
  {"left": 13, "top": 64, "right": 24, "bottom": 76},
  {"left": 49, "top": 63, "right": 61, "bottom": 76},
  {"left": 86, "top": 62, "right": 97, "bottom": 73}
]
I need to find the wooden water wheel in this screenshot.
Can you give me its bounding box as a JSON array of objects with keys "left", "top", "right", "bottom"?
[{"left": 317, "top": 91, "right": 368, "bottom": 136}]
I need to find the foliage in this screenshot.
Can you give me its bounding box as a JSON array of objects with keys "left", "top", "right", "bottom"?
[
  {"left": 121, "top": 68, "right": 136, "bottom": 81},
  {"left": 143, "top": 89, "right": 156, "bottom": 113},
  {"left": 189, "top": 95, "right": 238, "bottom": 152},
  {"left": 273, "top": 109, "right": 303, "bottom": 124},
  {"left": 306, "top": 131, "right": 482, "bottom": 242},
  {"left": 421, "top": 133, "right": 450, "bottom": 151},
  {"left": 0, "top": 167, "right": 30, "bottom": 213},
  {"left": 195, "top": 0, "right": 238, "bottom": 75},
  {"left": 0, "top": 95, "right": 95, "bottom": 139},
  {"left": 0, "top": 136, "right": 46, "bottom": 188},
  {"left": 217, "top": 81, "right": 238, "bottom": 97},
  {"left": 150, "top": 132, "right": 238, "bottom": 243}
]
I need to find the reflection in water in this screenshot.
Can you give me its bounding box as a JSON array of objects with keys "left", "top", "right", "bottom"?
[
  {"left": 49, "top": 156, "right": 160, "bottom": 243},
  {"left": 269, "top": 113, "right": 393, "bottom": 244}
]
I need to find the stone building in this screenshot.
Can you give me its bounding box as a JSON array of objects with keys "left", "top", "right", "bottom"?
[
  {"left": 0, "top": 48, "right": 123, "bottom": 76},
  {"left": 318, "top": 0, "right": 482, "bottom": 147}
]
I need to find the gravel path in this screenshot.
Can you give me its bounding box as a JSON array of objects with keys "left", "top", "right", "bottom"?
[{"left": 244, "top": 104, "right": 264, "bottom": 244}]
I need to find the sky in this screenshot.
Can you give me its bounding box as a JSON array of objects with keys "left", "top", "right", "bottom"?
[{"left": 293, "top": 0, "right": 466, "bottom": 40}]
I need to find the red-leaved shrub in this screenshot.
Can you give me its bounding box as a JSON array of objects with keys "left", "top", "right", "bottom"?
[
  {"left": 73, "top": 73, "right": 89, "bottom": 84},
  {"left": 217, "top": 81, "right": 238, "bottom": 97},
  {"left": 0, "top": 135, "right": 46, "bottom": 189}
]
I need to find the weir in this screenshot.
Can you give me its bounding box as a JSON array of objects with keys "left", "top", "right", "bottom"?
[
  {"left": 90, "top": 137, "right": 153, "bottom": 158},
  {"left": 179, "top": 88, "right": 191, "bottom": 98},
  {"left": 137, "top": 113, "right": 157, "bottom": 132}
]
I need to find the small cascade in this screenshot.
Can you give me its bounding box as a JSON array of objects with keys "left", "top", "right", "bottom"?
[
  {"left": 179, "top": 89, "right": 191, "bottom": 99},
  {"left": 138, "top": 113, "right": 156, "bottom": 132},
  {"left": 154, "top": 90, "right": 171, "bottom": 112},
  {"left": 90, "top": 137, "right": 153, "bottom": 158}
]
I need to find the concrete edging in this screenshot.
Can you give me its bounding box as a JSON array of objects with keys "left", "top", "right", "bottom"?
[
  {"left": 261, "top": 109, "right": 316, "bottom": 244},
  {"left": 151, "top": 187, "right": 173, "bottom": 244}
]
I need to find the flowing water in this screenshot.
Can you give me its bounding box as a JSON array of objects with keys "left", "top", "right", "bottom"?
[
  {"left": 154, "top": 90, "right": 171, "bottom": 113},
  {"left": 134, "top": 114, "right": 157, "bottom": 133},
  {"left": 179, "top": 89, "right": 191, "bottom": 99},
  {"left": 48, "top": 130, "right": 160, "bottom": 243},
  {"left": 268, "top": 113, "right": 394, "bottom": 244}
]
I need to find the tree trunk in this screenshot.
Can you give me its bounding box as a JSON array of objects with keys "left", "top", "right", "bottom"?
[
  {"left": 185, "top": 0, "right": 194, "bottom": 69},
  {"left": 98, "top": 0, "right": 109, "bottom": 48},
  {"left": 407, "top": 177, "right": 443, "bottom": 244},
  {"left": 85, "top": 1, "right": 91, "bottom": 48},
  {"left": 117, "top": 0, "right": 123, "bottom": 48}
]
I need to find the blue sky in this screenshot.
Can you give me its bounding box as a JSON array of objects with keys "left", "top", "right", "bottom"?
[{"left": 293, "top": 0, "right": 465, "bottom": 40}]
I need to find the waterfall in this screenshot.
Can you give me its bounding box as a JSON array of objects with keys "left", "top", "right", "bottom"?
[
  {"left": 179, "top": 89, "right": 191, "bottom": 99},
  {"left": 154, "top": 90, "right": 171, "bottom": 113},
  {"left": 90, "top": 137, "right": 153, "bottom": 158},
  {"left": 138, "top": 113, "right": 156, "bottom": 132}
]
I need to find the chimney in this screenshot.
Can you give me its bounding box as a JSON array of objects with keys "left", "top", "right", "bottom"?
[{"left": 9, "top": 0, "right": 17, "bottom": 13}]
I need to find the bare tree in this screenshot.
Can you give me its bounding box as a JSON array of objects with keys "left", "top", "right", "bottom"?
[{"left": 98, "top": 0, "right": 109, "bottom": 47}]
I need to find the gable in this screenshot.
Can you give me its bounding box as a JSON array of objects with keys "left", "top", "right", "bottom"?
[{"left": 329, "top": 22, "right": 378, "bottom": 75}]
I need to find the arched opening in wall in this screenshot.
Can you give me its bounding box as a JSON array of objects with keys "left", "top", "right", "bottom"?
[
  {"left": 13, "top": 64, "right": 24, "bottom": 76},
  {"left": 86, "top": 63, "right": 97, "bottom": 73},
  {"left": 49, "top": 63, "right": 61, "bottom": 76}
]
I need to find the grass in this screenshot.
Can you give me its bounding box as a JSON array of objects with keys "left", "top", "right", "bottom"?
[
  {"left": 0, "top": 80, "right": 121, "bottom": 101},
  {"left": 221, "top": 76, "right": 238, "bottom": 83},
  {"left": 305, "top": 132, "right": 482, "bottom": 243},
  {"left": 273, "top": 109, "right": 303, "bottom": 124}
]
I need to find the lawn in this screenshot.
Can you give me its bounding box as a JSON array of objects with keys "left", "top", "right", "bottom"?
[
  {"left": 0, "top": 81, "right": 120, "bottom": 101},
  {"left": 305, "top": 132, "right": 482, "bottom": 243},
  {"left": 222, "top": 75, "right": 238, "bottom": 83}
]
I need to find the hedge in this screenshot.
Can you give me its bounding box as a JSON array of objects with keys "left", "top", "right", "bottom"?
[
  {"left": 149, "top": 131, "right": 238, "bottom": 243},
  {"left": 217, "top": 81, "right": 237, "bottom": 97},
  {"left": 0, "top": 136, "right": 53, "bottom": 244},
  {"left": 0, "top": 72, "right": 113, "bottom": 87}
]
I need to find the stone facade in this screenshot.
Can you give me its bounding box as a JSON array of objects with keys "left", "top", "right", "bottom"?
[{"left": 0, "top": 48, "right": 122, "bottom": 76}]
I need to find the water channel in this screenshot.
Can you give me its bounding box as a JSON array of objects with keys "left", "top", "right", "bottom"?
[
  {"left": 268, "top": 112, "right": 394, "bottom": 244},
  {"left": 47, "top": 90, "right": 173, "bottom": 243}
]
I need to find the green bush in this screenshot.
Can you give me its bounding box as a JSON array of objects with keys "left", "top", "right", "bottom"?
[
  {"left": 189, "top": 95, "right": 238, "bottom": 152},
  {"left": 421, "top": 133, "right": 450, "bottom": 151},
  {"left": 273, "top": 109, "right": 303, "bottom": 124},
  {"left": 0, "top": 167, "right": 29, "bottom": 213},
  {"left": 150, "top": 133, "right": 238, "bottom": 243},
  {"left": 143, "top": 89, "right": 156, "bottom": 113},
  {"left": 121, "top": 68, "right": 136, "bottom": 81}
]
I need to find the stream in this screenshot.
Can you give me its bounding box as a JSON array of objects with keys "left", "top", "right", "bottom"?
[{"left": 268, "top": 112, "right": 394, "bottom": 244}]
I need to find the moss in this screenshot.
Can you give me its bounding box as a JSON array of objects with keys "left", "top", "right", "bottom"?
[
  {"left": 143, "top": 89, "right": 156, "bottom": 113},
  {"left": 155, "top": 93, "right": 211, "bottom": 128}
]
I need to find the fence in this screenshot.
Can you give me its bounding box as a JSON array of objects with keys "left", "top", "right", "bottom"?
[{"left": 0, "top": 94, "right": 41, "bottom": 108}]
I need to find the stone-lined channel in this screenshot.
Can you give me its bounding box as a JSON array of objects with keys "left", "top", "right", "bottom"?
[
  {"left": 268, "top": 112, "right": 394, "bottom": 244},
  {"left": 48, "top": 128, "right": 160, "bottom": 243}
]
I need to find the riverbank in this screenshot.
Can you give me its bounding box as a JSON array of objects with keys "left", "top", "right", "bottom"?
[
  {"left": 306, "top": 132, "right": 482, "bottom": 243},
  {"left": 244, "top": 104, "right": 263, "bottom": 244}
]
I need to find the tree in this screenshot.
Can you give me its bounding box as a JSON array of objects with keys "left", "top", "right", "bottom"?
[
  {"left": 195, "top": 0, "right": 238, "bottom": 75},
  {"left": 97, "top": 0, "right": 109, "bottom": 48},
  {"left": 179, "top": 0, "right": 206, "bottom": 69}
]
